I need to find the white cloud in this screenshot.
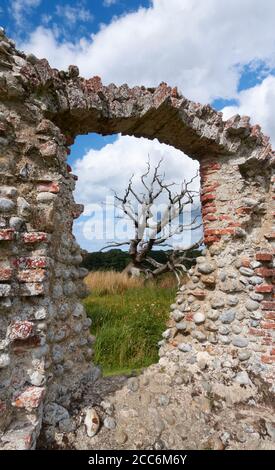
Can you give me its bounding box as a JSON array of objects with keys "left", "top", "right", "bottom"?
[
  {"left": 72, "top": 135, "right": 200, "bottom": 250},
  {"left": 55, "top": 4, "right": 93, "bottom": 25},
  {"left": 73, "top": 135, "right": 199, "bottom": 206},
  {"left": 10, "top": 0, "right": 41, "bottom": 25},
  {"left": 19, "top": 0, "right": 275, "bottom": 103},
  {"left": 222, "top": 75, "right": 275, "bottom": 145}
]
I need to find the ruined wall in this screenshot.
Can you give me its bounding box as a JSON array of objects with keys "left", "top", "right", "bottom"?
[{"left": 0, "top": 28, "right": 274, "bottom": 449}]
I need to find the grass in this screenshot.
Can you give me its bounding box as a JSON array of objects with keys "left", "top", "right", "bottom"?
[{"left": 83, "top": 271, "right": 177, "bottom": 375}]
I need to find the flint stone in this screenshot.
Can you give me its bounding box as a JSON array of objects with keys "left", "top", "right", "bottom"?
[
  {"left": 198, "top": 262, "right": 216, "bottom": 274},
  {"left": 227, "top": 295, "right": 239, "bottom": 306},
  {"left": 245, "top": 300, "right": 259, "bottom": 311},
  {"left": 219, "top": 335, "right": 231, "bottom": 344},
  {"left": 232, "top": 336, "right": 249, "bottom": 348},
  {"left": 175, "top": 321, "right": 187, "bottom": 331},
  {"left": 178, "top": 343, "right": 192, "bottom": 352},
  {"left": 249, "top": 292, "right": 263, "bottom": 302},
  {"left": 249, "top": 276, "right": 263, "bottom": 286},
  {"left": 239, "top": 267, "right": 254, "bottom": 277},
  {"left": 207, "top": 310, "right": 220, "bottom": 320},
  {"left": 219, "top": 325, "right": 230, "bottom": 335},
  {"left": 234, "top": 371, "right": 251, "bottom": 386},
  {"left": 211, "top": 297, "right": 225, "bottom": 309},
  {"left": 10, "top": 218, "right": 25, "bottom": 235},
  {"left": 0, "top": 353, "right": 10, "bottom": 368},
  {"left": 0, "top": 198, "right": 15, "bottom": 212},
  {"left": 172, "top": 310, "right": 185, "bottom": 322},
  {"left": 43, "top": 403, "right": 69, "bottom": 425},
  {"left": 220, "top": 309, "right": 236, "bottom": 324},
  {"left": 191, "top": 331, "right": 206, "bottom": 342},
  {"left": 238, "top": 350, "right": 251, "bottom": 361},
  {"left": 193, "top": 312, "right": 205, "bottom": 324}
]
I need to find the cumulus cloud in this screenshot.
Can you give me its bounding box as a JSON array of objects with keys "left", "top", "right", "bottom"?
[
  {"left": 222, "top": 75, "right": 275, "bottom": 146},
  {"left": 73, "top": 135, "right": 199, "bottom": 206},
  {"left": 72, "top": 135, "right": 200, "bottom": 250},
  {"left": 19, "top": 0, "right": 275, "bottom": 103},
  {"left": 10, "top": 0, "right": 41, "bottom": 25}
]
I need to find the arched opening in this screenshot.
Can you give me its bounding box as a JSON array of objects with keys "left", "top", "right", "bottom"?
[{"left": 67, "top": 132, "right": 202, "bottom": 377}]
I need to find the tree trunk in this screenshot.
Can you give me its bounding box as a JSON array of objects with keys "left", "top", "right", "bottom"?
[{"left": 123, "top": 262, "right": 143, "bottom": 278}]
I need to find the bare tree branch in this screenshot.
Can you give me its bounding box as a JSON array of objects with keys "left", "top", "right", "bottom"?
[{"left": 104, "top": 158, "right": 202, "bottom": 280}]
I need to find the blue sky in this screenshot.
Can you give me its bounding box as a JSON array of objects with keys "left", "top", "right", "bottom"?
[
  {"left": 1, "top": 1, "right": 150, "bottom": 42},
  {"left": 1, "top": 0, "right": 275, "bottom": 251}
]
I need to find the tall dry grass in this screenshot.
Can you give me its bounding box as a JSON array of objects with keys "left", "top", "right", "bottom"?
[
  {"left": 84, "top": 270, "right": 179, "bottom": 295},
  {"left": 84, "top": 270, "right": 143, "bottom": 295}
]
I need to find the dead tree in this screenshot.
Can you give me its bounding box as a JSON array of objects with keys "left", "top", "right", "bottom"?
[{"left": 102, "top": 159, "right": 202, "bottom": 283}]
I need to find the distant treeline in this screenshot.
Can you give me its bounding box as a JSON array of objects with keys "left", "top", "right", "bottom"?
[{"left": 81, "top": 248, "right": 201, "bottom": 272}]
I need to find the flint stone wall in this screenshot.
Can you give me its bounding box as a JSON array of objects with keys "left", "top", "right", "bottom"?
[{"left": 0, "top": 28, "right": 274, "bottom": 449}]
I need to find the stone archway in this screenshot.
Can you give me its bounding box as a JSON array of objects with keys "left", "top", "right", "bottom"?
[{"left": 0, "top": 30, "right": 274, "bottom": 449}]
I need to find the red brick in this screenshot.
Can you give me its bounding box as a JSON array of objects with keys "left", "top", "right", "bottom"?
[
  {"left": 0, "top": 268, "right": 13, "bottom": 281},
  {"left": 262, "top": 338, "right": 272, "bottom": 345},
  {"left": 236, "top": 207, "right": 252, "bottom": 215},
  {"left": 0, "top": 229, "right": 14, "bottom": 241},
  {"left": 203, "top": 214, "right": 218, "bottom": 222},
  {"left": 12, "top": 386, "right": 45, "bottom": 409},
  {"left": 219, "top": 215, "right": 231, "bottom": 221},
  {"left": 9, "top": 321, "right": 34, "bottom": 340},
  {"left": 200, "top": 162, "right": 221, "bottom": 171},
  {"left": 13, "top": 256, "right": 48, "bottom": 269},
  {"left": 37, "top": 182, "right": 60, "bottom": 193},
  {"left": 67, "top": 164, "right": 72, "bottom": 172},
  {"left": 262, "top": 301, "right": 275, "bottom": 310},
  {"left": 255, "top": 285, "right": 273, "bottom": 293},
  {"left": 192, "top": 289, "right": 206, "bottom": 299},
  {"left": 22, "top": 232, "right": 49, "bottom": 244},
  {"left": 264, "top": 312, "right": 275, "bottom": 320},
  {"left": 227, "top": 221, "right": 241, "bottom": 227},
  {"left": 249, "top": 328, "right": 266, "bottom": 337},
  {"left": 261, "top": 355, "right": 275, "bottom": 364},
  {"left": 204, "top": 228, "right": 235, "bottom": 236},
  {"left": 271, "top": 349, "right": 275, "bottom": 355},
  {"left": 17, "top": 269, "right": 45, "bottom": 283},
  {"left": 204, "top": 235, "right": 221, "bottom": 245},
  {"left": 202, "top": 206, "right": 216, "bottom": 216},
  {"left": 201, "top": 184, "right": 219, "bottom": 195},
  {"left": 256, "top": 268, "right": 275, "bottom": 277},
  {"left": 218, "top": 227, "right": 235, "bottom": 235},
  {"left": 261, "top": 322, "right": 275, "bottom": 329},
  {"left": 256, "top": 252, "right": 273, "bottom": 262},
  {"left": 201, "top": 193, "right": 216, "bottom": 204}
]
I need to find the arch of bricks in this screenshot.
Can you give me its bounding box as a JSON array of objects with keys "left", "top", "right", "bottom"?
[{"left": 0, "top": 29, "right": 274, "bottom": 449}]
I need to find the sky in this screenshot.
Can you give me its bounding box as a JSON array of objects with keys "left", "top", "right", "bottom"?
[{"left": 1, "top": 0, "right": 275, "bottom": 251}]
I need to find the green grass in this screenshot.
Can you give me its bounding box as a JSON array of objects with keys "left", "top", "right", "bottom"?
[{"left": 84, "top": 285, "right": 175, "bottom": 375}]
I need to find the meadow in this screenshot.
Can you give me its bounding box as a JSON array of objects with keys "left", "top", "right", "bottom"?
[{"left": 84, "top": 271, "right": 177, "bottom": 376}]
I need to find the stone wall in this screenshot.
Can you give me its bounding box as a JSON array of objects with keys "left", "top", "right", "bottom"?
[{"left": 0, "top": 28, "right": 274, "bottom": 449}]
